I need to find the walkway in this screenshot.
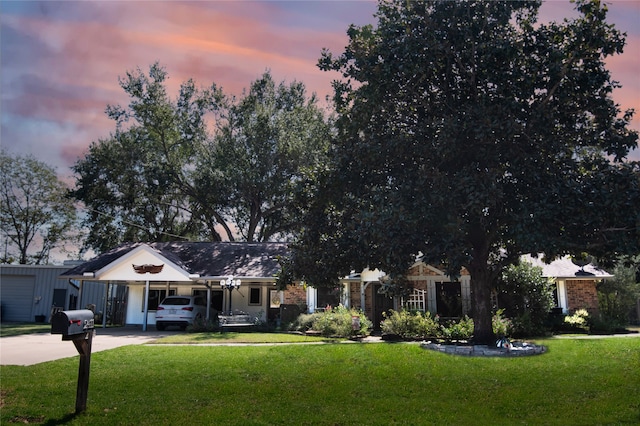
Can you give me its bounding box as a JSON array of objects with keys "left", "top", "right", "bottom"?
[{"left": 0, "top": 326, "right": 180, "bottom": 366}]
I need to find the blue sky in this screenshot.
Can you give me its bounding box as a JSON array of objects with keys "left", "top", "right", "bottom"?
[{"left": 1, "top": 0, "right": 639, "bottom": 180}]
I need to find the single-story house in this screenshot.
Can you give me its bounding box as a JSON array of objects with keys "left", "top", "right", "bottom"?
[
  {"left": 59, "top": 242, "right": 296, "bottom": 328},
  {"left": 520, "top": 254, "right": 611, "bottom": 315},
  {"left": 52, "top": 242, "right": 611, "bottom": 329},
  {"left": 347, "top": 255, "right": 611, "bottom": 328}
]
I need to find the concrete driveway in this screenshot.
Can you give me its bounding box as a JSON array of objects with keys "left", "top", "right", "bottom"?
[{"left": 0, "top": 326, "right": 179, "bottom": 366}]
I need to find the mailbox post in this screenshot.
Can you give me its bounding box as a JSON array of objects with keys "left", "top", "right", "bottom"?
[{"left": 51, "top": 309, "right": 95, "bottom": 414}]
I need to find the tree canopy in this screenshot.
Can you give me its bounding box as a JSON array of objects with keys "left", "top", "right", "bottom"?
[
  {"left": 72, "top": 64, "right": 329, "bottom": 253},
  {"left": 195, "top": 72, "right": 331, "bottom": 242},
  {"left": 0, "top": 151, "right": 78, "bottom": 264},
  {"left": 282, "top": 0, "right": 639, "bottom": 344}
]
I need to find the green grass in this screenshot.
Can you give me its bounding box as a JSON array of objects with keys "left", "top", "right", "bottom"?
[
  {"left": 152, "top": 331, "right": 339, "bottom": 344},
  {"left": 0, "top": 322, "right": 52, "bottom": 337},
  {"left": 2, "top": 338, "right": 639, "bottom": 425}
]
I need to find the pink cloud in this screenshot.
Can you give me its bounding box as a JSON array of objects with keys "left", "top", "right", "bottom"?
[{"left": 1, "top": 0, "right": 637, "bottom": 175}]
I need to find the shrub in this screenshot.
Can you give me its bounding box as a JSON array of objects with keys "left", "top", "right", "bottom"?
[
  {"left": 381, "top": 310, "right": 514, "bottom": 342},
  {"left": 290, "top": 313, "right": 316, "bottom": 332},
  {"left": 588, "top": 315, "right": 625, "bottom": 334},
  {"left": 496, "top": 261, "right": 555, "bottom": 337},
  {"left": 598, "top": 265, "right": 640, "bottom": 325},
  {"left": 564, "top": 309, "right": 590, "bottom": 332},
  {"left": 492, "top": 309, "right": 513, "bottom": 338},
  {"left": 440, "top": 316, "right": 474, "bottom": 341},
  {"left": 187, "top": 317, "right": 220, "bottom": 332},
  {"left": 381, "top": 310, "right": 440, "bottom": 339},
  {"left": 290, "top": 305, "right": 372, "bottom": 338}
]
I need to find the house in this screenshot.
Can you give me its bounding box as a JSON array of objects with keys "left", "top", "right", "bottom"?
[
  {"left": 59, "top": 242, "right": 292, "bottom": 328},
  {"left": 50, "top": 242, "right": 611, "bottom": 329},
  {"left": 520, "top": 254, "right": 612, "bottom": 315},
  {"left": 388, "top": 255, "right": 611, "bottom": 321}
]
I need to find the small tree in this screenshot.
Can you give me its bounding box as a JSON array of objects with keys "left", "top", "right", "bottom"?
[
  {"left": 0, "top": 151, "right": 78, "bottom": 264},
  {"left": 598, "top": 264, "right": 640, "bottom": 326},
  {"left": 496, "top": 261, "right": 555, "bottom": 337}
]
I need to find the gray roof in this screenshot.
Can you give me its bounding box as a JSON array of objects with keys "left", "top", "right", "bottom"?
[
  {"left": 521, "top": 254, "right": 613, "bottom": 279},
  {"left": 60, "top": 242, "right": 289, "bottom": 279}
]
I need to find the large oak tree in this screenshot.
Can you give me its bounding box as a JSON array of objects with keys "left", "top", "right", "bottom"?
[
  {"left": 72, "top": 63, "right": 213, "bottom": 252},
  {"left": 282, "top": 0, "right": 639, "bottom": 344},
  {"left": 72, "top": 64, "right": 330, "bottom": 253},
  {"left": 195, "top": 71, "right": 331, "bottom": 242}
]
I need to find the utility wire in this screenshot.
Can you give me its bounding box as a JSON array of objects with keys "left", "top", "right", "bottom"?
[{"left": 80, "top": 206, "right": 191, "bottom": 240}]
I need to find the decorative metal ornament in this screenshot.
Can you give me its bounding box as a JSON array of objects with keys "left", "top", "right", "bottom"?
[{"left": 132, "top": 264, "right": 164, "bottom": 274}]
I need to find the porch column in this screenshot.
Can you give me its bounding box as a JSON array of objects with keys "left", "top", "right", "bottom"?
[
  {"left": 78, "top": 280, "right": 84, "bottom": 309},
  {"left": 102, "top": 282, "right": 109, "bottom": 328},
  {"left": 206, "top": 282, "right": 212, "bottom": 320},
  {"left": 142, "top": 279, "right": 150, "bottom": 331},
  {"left": 132, "top": 264, "right": 164, "bottom": 331}
]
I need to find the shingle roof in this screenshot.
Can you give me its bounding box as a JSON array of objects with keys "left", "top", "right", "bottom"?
[
  {"left": 60, "top": 242, "right": 290, "bottom": 279},
  {"left": 521, "top": 254, "right": 613, "bottom": 279}
]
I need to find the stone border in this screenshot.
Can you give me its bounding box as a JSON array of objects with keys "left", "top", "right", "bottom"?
[{"left": 421, "top": 341, "right": 546, "bottom": 357}]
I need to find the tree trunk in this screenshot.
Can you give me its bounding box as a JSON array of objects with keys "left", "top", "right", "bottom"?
[{"left": 468, "top": 252, "right": 495, "bottom": 346}]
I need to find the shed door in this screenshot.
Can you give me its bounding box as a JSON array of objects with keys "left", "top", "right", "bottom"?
[{"left": 1, "top": 275, "right": 35, "bottom": 322}]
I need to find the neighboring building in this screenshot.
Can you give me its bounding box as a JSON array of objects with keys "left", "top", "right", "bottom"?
[
  {"left": 0, "top": 263, "right": 114, "bottom": 323},
  {"left": 521, "top": 254, "right": 612, "bottom": 315}
]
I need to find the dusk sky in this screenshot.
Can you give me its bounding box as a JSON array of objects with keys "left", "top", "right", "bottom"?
[{"left": 2, "top": 0, "right": 639, "bottom": 182}]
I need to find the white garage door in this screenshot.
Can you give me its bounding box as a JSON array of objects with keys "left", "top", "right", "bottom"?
[{"left": 1, "top": 275, "right": 35, "bottom": 322}]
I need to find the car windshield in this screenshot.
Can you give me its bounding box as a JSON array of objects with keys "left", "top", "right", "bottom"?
[{"left": 161, "top": 297, "right": 191, "bottom": 306}]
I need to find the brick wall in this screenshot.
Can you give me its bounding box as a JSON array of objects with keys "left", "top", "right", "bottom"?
[
  {"left": 565, "top": 279, "right": 599, "bottom": 314},
  {"left": 350, "top": 282, "right": 362, "bottom": 310},
  {"left": 283, "top": 284, "right": 306, "bottom": 305}
]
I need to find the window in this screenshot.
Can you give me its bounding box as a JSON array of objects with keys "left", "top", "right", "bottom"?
[
  {"left": 249, "top": 287, "right": 262, "bottom": 305},
  {"left": 144, "top": 289, "right": 175, "bottom": 311},
  {"left": 435, "top": 282, "right": 462, "bottom": 317},
  {"left": 192, "top": 289, "right": 224, "bottom": 311},
  {"left": 269, "top": 289, "right": 282, "bottom": 308},
  {"left": 404, "top": 288, "right": 426, "bottom": 312},
  {"left": 552, "top": 283, "right": 560, "bottom": 307},
  {"left": 317, "top": 286, "right": 341, "bottom": 309}
]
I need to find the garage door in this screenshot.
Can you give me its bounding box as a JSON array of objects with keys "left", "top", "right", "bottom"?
[{"left": 1, "top": 275, "right": 35, "bottom": 322}]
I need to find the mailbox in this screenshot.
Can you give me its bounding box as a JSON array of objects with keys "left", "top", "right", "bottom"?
[{"left": 51, "top": 309, "right": 95, "bottom": 337}]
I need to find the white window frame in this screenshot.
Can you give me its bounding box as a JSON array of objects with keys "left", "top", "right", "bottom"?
[{"left": 404, "top": 288, "right": 426, "bottom": 312}]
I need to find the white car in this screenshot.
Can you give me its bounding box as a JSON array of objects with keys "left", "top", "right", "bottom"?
[{"left": 155, "top": 296, "right": 207, "bottom": 331}]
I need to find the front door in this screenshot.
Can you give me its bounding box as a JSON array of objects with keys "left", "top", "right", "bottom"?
[{"left": 373, "top": 284, "right": 394, "bottom": 330}]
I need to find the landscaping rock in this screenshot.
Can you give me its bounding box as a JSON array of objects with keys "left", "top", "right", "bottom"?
[{"left": 421, "top": 340, "right": 546, "bottom": 357}]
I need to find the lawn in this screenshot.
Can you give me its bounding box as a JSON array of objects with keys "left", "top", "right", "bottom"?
[
  {"left": 0, "top": 322, "right": 52, "bottom": 337},
  {"left": 1, "top": 338, "right": 639, "bottom": 425},
  {"left": 151, "top": 331, "right": 340, "bottom": 344}
]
